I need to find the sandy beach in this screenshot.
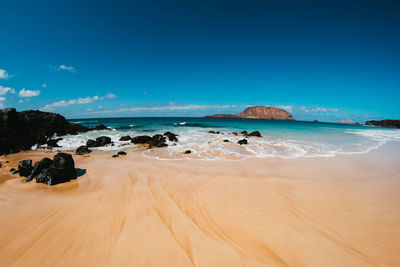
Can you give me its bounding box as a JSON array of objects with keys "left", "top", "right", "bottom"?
[{"left": 1, "top": 144, "right": 400, "bottom": 266}]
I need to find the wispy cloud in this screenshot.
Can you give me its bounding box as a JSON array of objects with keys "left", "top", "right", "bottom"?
[
  {"left": 19, "top": 88, "right": 40, "bottom": 97},
  {"left": 40, "top": 93, "right": 117, "bottom": 111},
  {"left": 50, "top": 65, "right": 76, "bottom": 73},
  {"left": 0, "top": 85, "right": 16, "bottom": 95},
  {"left": 73, "top": 104, "right": 249, "bottom": 116},
  {"left": 0, "top": 69, "right": 11, "bottom": 79}
]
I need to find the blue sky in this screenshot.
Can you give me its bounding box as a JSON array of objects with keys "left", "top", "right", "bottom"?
[{"left": 0, "top": 0, "right": 399, "bottom": 122}]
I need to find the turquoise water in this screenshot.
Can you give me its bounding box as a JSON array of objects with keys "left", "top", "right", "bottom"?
[{"left": 55, "top": 117, "right": 400, "bottom": 160}]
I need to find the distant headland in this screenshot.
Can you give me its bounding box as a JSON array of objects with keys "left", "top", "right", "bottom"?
[{"left": 205, "top": 106, "right": 295, "bottom": 120}]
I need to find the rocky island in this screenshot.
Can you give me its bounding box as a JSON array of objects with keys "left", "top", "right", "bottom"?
[{"left": 205, "top": 106, "right": 295, "bottom": 120}]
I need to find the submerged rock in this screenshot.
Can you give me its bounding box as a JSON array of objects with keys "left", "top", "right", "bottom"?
[
  {"left": 119, "top": 135, "right": 131, "bottom": 141},
  {"left": 76, "top": 145, "right": 91, "bottom": 155},
  {"left": 96, "top": 136, "right": 111, "bottom": 146},
  {"left": 163, "top": 132, "right": 178, "bottom": 142},
  {"left": 149, "top": 134, "right": 167, "bottom": 148},
  {"left": 247, "top": 131, "right": 262, "bottom": 137},
  {"left": 18, "top": 160, "right": 33, "bottom": 177},
  {"left": 93, "top": 124, "right": 109, "bottom": 130},
  {"left": 238, "top": 139, "right": 248, "bottom": 145},
  {"left": 131, "top": 135, "right": 152, "bottom": 144}
]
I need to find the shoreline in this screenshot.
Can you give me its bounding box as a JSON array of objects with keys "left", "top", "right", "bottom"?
[{"left": 1, "top": 143, "right": 400, "bottom": 266}]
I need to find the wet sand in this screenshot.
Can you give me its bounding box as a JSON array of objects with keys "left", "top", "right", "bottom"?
[{"left": 0, "top": 143, "right": 400, "bottom": 266}]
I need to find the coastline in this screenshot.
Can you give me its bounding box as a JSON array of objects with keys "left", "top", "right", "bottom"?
[{"left": 1, "top": 143, "right": 400, "bottom": 266}]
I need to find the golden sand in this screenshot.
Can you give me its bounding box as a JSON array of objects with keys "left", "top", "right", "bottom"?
[{"left": 0, "top": 144, "right": 400, "bottom": 266}]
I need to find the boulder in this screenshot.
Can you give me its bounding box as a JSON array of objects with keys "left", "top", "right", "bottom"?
[
  {"left": 119, "top": 135, "right": 131, "bottom": 141},
  {"left": 76, "top": 145, "right": 91, "bottom": 155},
  {"left": 86, "top": 139, "right": 97, "bottom": 147},
  {"left": 223, "top": 139, "right": 230, "bottom": 142},
  {"left": 117, "top": 151, "right": 127, "bottom": 155},
  {"left": 149, "top": 134, "right": 167, "bottom": 148},
  {"left": 26, "top": 158, "right": 52, "bottom": 182},
  {"left": 184, "top": 150, "right": 191, "bottom": 154},
  {"left": 112, "top": 155, "right": 119, "bottom": 158},
  {"left": 18, "top": 160, "right": 33, "bottom": 177},
  {"left": 9, "top": 168, "right": 16, "bottom": 172},
  {"left": 96, "top": 136, "right": 112, "bottom": 146},
  {"left": 131, "top": 135, "right": 152, "bottom": 144},
  {"left": 36, "top": 153, "right": 76, "bottom": 185},
  {"left": 247, "top": 131, "right": 262, "bottom": 137},
  {"left": 163, "top": 132, "right": 178, "bottom": 142},
  {"left": 240, "top": 131, "right": 248, "bottom": 135},
  {"left": 238, "top": 139, "right": 248, "bottom": 145}
]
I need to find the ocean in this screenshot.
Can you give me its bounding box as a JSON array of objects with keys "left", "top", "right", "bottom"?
[{"left": 51, "top": 117, "right": 400, "bottom": 160}]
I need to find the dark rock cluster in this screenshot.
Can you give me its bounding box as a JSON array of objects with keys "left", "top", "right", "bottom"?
[
  {"left": 15, "top": 153, "right": 77, "bottom": 185},
  {"left": 0, "top": 108, "right": 112, "bottom": 155},
  {"left": 365, "top": 120, "right": 400, "bottom": 129}
]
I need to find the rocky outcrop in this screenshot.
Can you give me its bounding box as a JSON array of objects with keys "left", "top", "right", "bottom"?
[
  {"left": 205, "top": 106, "right": 294, "bottom": 120},
  {"left": 163, "top": 132, "right": 178, "bottom": 142},
  {"left": 86, "top": 136, "right": 112, "bottom": 147},
  {"left": 76, "top": 146, "right": 91, "bottom": 155},
  {"left": 119, "top": 135, "right": 131, "bottom": 141},
  {"left": 131, "top": 134, "right": 168, "bottom": 148},
  {"left": 0, "top": 108, "right": 90, "bottom": 155},
  {"left": 365, "top": 120, "right": 400, "bottom": 129},
  {"left": 17, "top": 153, "right": 77, "bottom": 185},
  {"left": 246, "top": 131, "right": 262, "bottom": 137},
  {"left": 238, "top": 139, "right": 248, "bottom": 145}
]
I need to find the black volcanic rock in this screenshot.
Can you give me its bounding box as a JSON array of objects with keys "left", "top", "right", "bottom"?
[
  {"left": 208, "top": 130, "right": 220, "bottom": 134},
  {"left": 184, "top": 150, "right": 191, "bottom": 154},
  {"left": 247, "top": 131, "right": 262, "bottom": 137},
  {"left": 240, "top": 131, "right": 248, "bottom": 135},
  {"left": 35, "top": 153, "right": 76, "bottom": 185},
  {"left": 131, "top": 135, "right": 152, "bottom": 144},
  {"left": 149, "top": 134, "right": 167, "bottom": 148},
  {"left": 86, "top": 139, "right": 97, "bottom": 147},
  {"left": 9, "top": 168, "right": 16, "bottom": 172},
  {"left": 238, "top": 139, "right": 248, "bottom": 145},
  {"left": 26, "top": 158, "right": 52, "bottom": 182},
  {"left": 0, "top": 108, "right": 90, "bottom": 155},
  {"left": 96, "top": 136, "right": 112, "bottom": 146},
  {"left": 47, "top": 138, "right": 63, "bottom": 148},
  {"left": 365, "top": 120, "right": 400, "bottom": 129},
  {"left": 18, "top": 160, "right": 33, "bottom": 177},
  {"left": 117, "top": 151, "right": 127, "bottom": 155},
  {"left": 93, "top": 124, "right": 109, "bottom": 130},
  {"left": 76, "top": 145, "right": 91, "bottom": 155},
  {"left": 163, "top": 132, "right": 178, "bottom": 142},
  {"left": 119, "top": 135, "right": 131, "bottom": 141}
]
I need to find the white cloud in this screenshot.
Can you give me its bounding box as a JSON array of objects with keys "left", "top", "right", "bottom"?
[
  {"left": 0, "top": 85, "right": 16, "bottom": 95},
  {"left": 58, "top": 65, "right": 75, "bottom": 72},
  {"left": 18, "top": 100, "right": 23, "bottom": 103},
  {"left": 0, "top": 96, "right": 5, "bottom": 101},
  {"left": 75, "top": 104, "right": 249, "bottom": 116},
  {"left": 19, "top": 88, "right": 40, "bottom": 97},
  {"left": 296, "top": 106, "right": 339, "bottom": 113},
  {"left": 0, "top": 69, "right": 10, "bottom": 79},
  {"left": 42, "top": 83, "right": 47, "bottom": 88},
  {"left": 104, "top": 93, "right": 116, "bottom": 99},
  {"left": 40, "top": 93, "right": 117, "bottom": 111}
]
